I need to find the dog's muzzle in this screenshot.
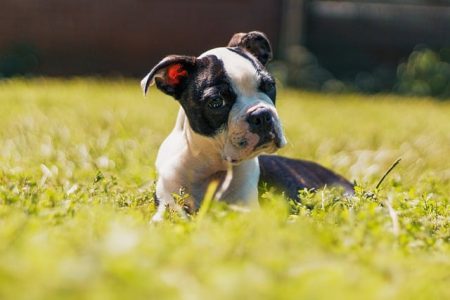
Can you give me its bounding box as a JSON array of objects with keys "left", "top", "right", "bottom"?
[
  {"left": 223, "top": 103, "right": 286, "bottom": 164},
  {"left": 246, "top": 107, "right": 284, "bottom": 148}
]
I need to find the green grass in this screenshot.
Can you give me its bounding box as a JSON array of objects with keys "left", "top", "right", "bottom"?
[{"left": 0, "top": 79, "right": 449, "bottom": 300}]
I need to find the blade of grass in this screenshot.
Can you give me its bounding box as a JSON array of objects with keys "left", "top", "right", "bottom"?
[
  {"left": 376, "top": 158, "right": 402, "bottom": 190},
  {"left": 196, "top": 163, "right": 233, "bottom": 224}
]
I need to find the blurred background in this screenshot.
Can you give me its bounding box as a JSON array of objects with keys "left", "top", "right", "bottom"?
[{"left": 1, "top": 0, "right": 449, "bottom": 98}]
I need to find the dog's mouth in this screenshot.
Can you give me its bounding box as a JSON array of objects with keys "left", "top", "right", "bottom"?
[
  {"left": 257, "top": 131, "right": 287, "bottom": 149},
  {"left": 223, "top": 131, "right": 286, "bottom": 165},
  {"left": 223, "top": 156, "right": 242, "bottom": 165}
]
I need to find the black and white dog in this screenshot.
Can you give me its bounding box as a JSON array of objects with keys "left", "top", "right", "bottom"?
[{"left": 141, "top": 31, "right": 353, "bottom": 221}]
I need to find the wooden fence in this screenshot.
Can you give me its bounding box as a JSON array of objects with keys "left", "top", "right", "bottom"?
[{"left": 1, "top": 0, "right": 449, "bottom": 77}]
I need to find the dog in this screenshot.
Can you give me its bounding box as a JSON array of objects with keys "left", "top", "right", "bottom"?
[{"left": 141, "top": 31, "right": 353, "bottom": 221}]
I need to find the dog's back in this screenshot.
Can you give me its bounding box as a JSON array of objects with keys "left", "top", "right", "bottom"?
[{"left": 258, "top": 155, "right": 354, "bottom": 200}]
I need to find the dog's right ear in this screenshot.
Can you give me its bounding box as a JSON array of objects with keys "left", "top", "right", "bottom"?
[
  {"left": 227, "top": 31, "right": 273, "bottom": 66},
  {"left": 141, "top": 55, "right": 196, "bottom": 99}
]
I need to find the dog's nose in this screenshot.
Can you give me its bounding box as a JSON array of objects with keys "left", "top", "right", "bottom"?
[{"left": 247, "top": 108, "right": 274, "bottom": 132}]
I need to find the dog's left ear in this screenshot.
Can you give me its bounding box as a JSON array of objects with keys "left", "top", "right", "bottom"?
[
  {"left": 141, "top": 55, "right": 196, "bottom": 99},
  {"left": 227, "top": 31, "right": 273, "bottom": 66}
]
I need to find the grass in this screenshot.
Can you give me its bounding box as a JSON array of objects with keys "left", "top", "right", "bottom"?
[{"left": 0, "top": 78, "right": 449, "bottom": 300}]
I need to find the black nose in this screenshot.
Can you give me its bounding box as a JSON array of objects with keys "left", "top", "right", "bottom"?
[{"left": 247, "top": 108, "right": 274, "bottom": 132}]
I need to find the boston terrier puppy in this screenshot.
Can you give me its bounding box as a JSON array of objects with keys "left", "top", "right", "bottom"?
[{"left": 141, "top": 31, "right": 353, "bottom": 221}]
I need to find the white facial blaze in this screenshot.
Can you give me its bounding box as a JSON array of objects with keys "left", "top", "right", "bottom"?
[{"left": 200, "top": 47, "right": 259, "bottom": 98}]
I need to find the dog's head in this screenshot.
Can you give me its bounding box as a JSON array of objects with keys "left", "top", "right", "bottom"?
[{"left": 141, "top": 31, "right": 286, "bottom": 164}]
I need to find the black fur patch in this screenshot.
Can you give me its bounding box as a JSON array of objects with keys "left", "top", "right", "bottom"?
[
  {"left": 178, "top": 55, "right": 237, "bottom": 136},
  {"left": 258, "top": 155, "right": 354, "bottom": 200}
]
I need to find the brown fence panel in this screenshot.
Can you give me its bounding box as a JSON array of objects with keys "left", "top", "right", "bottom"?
[{"left": 0, "top": 0, "right": 282, "bottom": 76}]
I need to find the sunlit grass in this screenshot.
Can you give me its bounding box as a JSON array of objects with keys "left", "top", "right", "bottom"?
[{"left": 0, "top": 78, "right": 449, "bottom": 300}]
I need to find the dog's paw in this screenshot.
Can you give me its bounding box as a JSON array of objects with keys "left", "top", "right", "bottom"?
[
  {"left": 150, "top": 202, "right": 167, "bottom": 224},
  {"left": 150, "top": 211, "right": 165, "bottom": 224},
  {"left": 149, "top": 202, "right": 189, "bottom": 224}
]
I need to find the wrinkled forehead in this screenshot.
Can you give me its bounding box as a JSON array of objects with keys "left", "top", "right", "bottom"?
[{"left": 199, "top": 47, "right": 260, "bottom": 96}]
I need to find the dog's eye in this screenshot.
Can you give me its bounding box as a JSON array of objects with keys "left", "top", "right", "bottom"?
[
  {"left": 207, "top": 97, "right": 226, "bottom": 109},
  {"left": 260, "top": 80, "right": 275, "bottom": 94},
  {"left": 259, "top": 79, "right": 276, "bottom": 103}
]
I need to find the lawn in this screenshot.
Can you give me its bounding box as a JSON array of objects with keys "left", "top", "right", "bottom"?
[{"left": 0, "top": 79, "right": 449, "bottom": 300}]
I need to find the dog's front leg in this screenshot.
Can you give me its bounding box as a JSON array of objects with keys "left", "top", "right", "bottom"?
[
  {"left": 151, "top": 178, "right": 187, "bottom": 223},
  {"left": 220, "top": 158, "right": 260, "bottom": 208}
]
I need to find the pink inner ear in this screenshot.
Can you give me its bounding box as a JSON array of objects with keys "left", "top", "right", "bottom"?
[{"left": 167, "top": 64, "right": 188, "bottom": 86}]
